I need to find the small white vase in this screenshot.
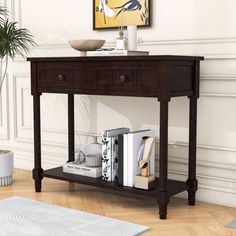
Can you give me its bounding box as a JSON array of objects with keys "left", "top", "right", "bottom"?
[{"left": 0, "top": 150, "right": 14, "bottom": 186}]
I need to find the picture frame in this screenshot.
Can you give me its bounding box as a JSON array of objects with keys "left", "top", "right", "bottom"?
[{"left": 93, "top": 0, "right": 151, "bottom": 30}]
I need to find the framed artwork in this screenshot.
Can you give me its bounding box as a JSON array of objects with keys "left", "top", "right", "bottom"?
[{"left": 93, "top": 0, "right": 151, "bottom": 30}]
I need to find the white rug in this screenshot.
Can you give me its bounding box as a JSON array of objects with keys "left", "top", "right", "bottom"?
[{"left": 0, "top": 196, "right": 148, "bottom": 236}]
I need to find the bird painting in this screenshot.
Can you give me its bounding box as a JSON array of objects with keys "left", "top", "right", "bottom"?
[
  {"left": 98, "top": 0, "right": 115, "bottom": 24},
  {"left": 99, "top": 0, "right": 115, "bottom": 18},
  {"left": 94, "top": 0, "right": 150, "bottom": 29},
  {"left": 113, "top": 0, "right": 142, "bottom": 19}
]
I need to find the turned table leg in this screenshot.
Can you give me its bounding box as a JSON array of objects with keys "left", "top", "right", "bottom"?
[
  {"left": 68, "top": 94, "right": 75, "bottom": 163},
  {"left": 158, "top": 100, "right": 170, "bottom": 219},
  {"left": 186, "top": 97, "right": 198, "bottom": 205},
  {"left": 32, "top": 94, "right": 43, "bottom": 192}
]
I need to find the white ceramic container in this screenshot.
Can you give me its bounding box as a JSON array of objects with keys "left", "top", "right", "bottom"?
[{"left": 0, "top": 150, "right": 13, "bottom": 186}]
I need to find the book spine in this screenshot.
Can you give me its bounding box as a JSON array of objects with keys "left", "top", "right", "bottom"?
[
  {"left": 123, "top": 134, "right": 128, "bottom": 186},
  {"left": 102, "top": 137, "right": 112, "bottom": 181},
  {"left": 63, "top": 164, "right": 101, "bottom": 173},
  {"left": 117, "top": 134, "right": 124, "bottom": 186},
  {"left": 150, "top": 144, "right": 155, "bottom": 175},
  {"left": 111, "top": 137, "right": 119, "bottom": 182},
  {"left": 63, "top": 168, "right": 102, "bottom": 178},
  {"left": 86, "top": 51, "right": 149, "bottom": 57},
  {"left": 102, "top": 128, "right": 130, "bottom": 182},
  {"left": 127, "top": 133, "right": 134, "bottom": 187}
]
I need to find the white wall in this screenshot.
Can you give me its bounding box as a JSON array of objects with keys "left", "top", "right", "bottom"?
[{"left": 1, "top": 0, "right": 236, "bottom": 207}]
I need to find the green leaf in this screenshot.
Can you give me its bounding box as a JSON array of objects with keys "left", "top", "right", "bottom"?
[{"left": 0, "top": 19, "right": 36, "bottom": 60}]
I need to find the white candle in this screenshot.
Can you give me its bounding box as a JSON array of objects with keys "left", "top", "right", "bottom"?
[{"left": 127, "top": 25, "right": 137, "bottom": 51}]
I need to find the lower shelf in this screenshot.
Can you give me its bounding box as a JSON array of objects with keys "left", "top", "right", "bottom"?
[{"left": 43, "top": 167, "right": 188, "bottom": 198}]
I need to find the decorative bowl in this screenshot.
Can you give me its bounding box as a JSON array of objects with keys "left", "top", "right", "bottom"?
[{"left": 69, "top": 39, "right": 105, "bottom": 56}]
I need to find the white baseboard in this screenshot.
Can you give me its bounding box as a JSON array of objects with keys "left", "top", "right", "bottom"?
[{"left": 177, "top": 187, "right": 236, "bottom": 208}]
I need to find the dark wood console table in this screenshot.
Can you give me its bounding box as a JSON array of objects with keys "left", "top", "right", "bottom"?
[{"left": 28, "top": 55, "right": 204, "bottom": 219}]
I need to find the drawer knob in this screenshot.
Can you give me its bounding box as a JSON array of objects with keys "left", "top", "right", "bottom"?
[
  {"left": 58, "top": 74, "right": 65, "bottom": 81},
  {"left": 120, "top": 74, "right": 127, "bottom": 83}
]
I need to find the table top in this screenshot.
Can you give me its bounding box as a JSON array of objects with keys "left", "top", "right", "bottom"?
[{"left": 27, "top": 55, "right": 204, "bottom": 62}]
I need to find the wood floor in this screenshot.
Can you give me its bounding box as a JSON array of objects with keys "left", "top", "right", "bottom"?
[{"left": 1, "top": 169, "right": 236, "bottom": 236}]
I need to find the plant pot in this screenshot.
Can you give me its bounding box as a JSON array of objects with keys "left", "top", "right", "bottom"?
[{"left": 0, "top": 150, "right": 14, "bottom": 186}]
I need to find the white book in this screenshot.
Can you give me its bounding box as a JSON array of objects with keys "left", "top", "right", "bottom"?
[
  {"left": 123, "top": 133, "right": 128, "bottom": 186},
  {"left": 63, "top": 162, "right": 102, "bottom": 178},
  {"left": 102, "top": 127, "right": 130, "bottom": 138},
  {"left": 127, "top": 130, "right": 155, "bottom": 187},
  {"left": 86, "top": 50, "right": 149, "bottom": 57}
]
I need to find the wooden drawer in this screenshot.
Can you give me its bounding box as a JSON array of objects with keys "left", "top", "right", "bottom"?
[
  {"left": 93, "top": 66, "right": 134, "bottom": 91},
  {"left": 35, "top": 61, "right": 193, "bottom": 96},
  {"left": 91, "top": 65, "right": 161, "bottom": 95},
  {"left": 136, "top": 66, "right": 160, "bottom": 92},
  {"left": 37, "top": 62, "right": 90, "bottom": 91}
]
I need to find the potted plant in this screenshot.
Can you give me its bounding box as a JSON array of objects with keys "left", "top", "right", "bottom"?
[{"left": 0, "top": 5, "right": 35, "bottom": 186}]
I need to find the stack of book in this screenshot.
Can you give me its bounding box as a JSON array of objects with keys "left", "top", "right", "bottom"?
[
  {"left": 86, "top": 49, "right": 149, "bottom": 57},
  {"left": 102, "top": 128, "right": 155, "bottom": 188}
]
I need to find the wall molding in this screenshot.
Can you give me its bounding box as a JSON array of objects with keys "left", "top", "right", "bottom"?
[
  {"left": 0, "top": 92, "right": 3, "bottom": 127},
  {"left": 200, "top": 75, "right": 236, "bottom": 98},
  {"left": 34, "top": 37, "right": 236, "bottom": 49},
  {"left": 197, "top": 184, "right": 236, "bottom": 195},
  {"left": 200, "top": 92, "right": 236, "bottom": 98},
  {"left": 158, "top": 139, "right": 236, "bottom": 153},
  {"left": 21, "top": 87, "right": 29, "bottom": 127},
  {"left": 201, "top": 75, "right": 236, "bottom": 81},
  {"left": 0, "top": 143, "right": 65, "bottom": 162},
  {"left": 168, "top": 169, "right": 236, "bottom": 194},
  {"left": 140, "top": 37, "right": 236, "bottom": 46},
  {"left": 11, "top": 0, "right": 22, "bottom": 27},
  {"left": 166, "top": 156, "right": 236, "bottom": 172},
  {"left": 0, "top": 75, "right": 10, "bottom": 140},
  {"left": 168, "top": 169, "right": 236, "bottom": 184},
  {"left": 13, "top": 74, "right": 27, "bottom": 142}
]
